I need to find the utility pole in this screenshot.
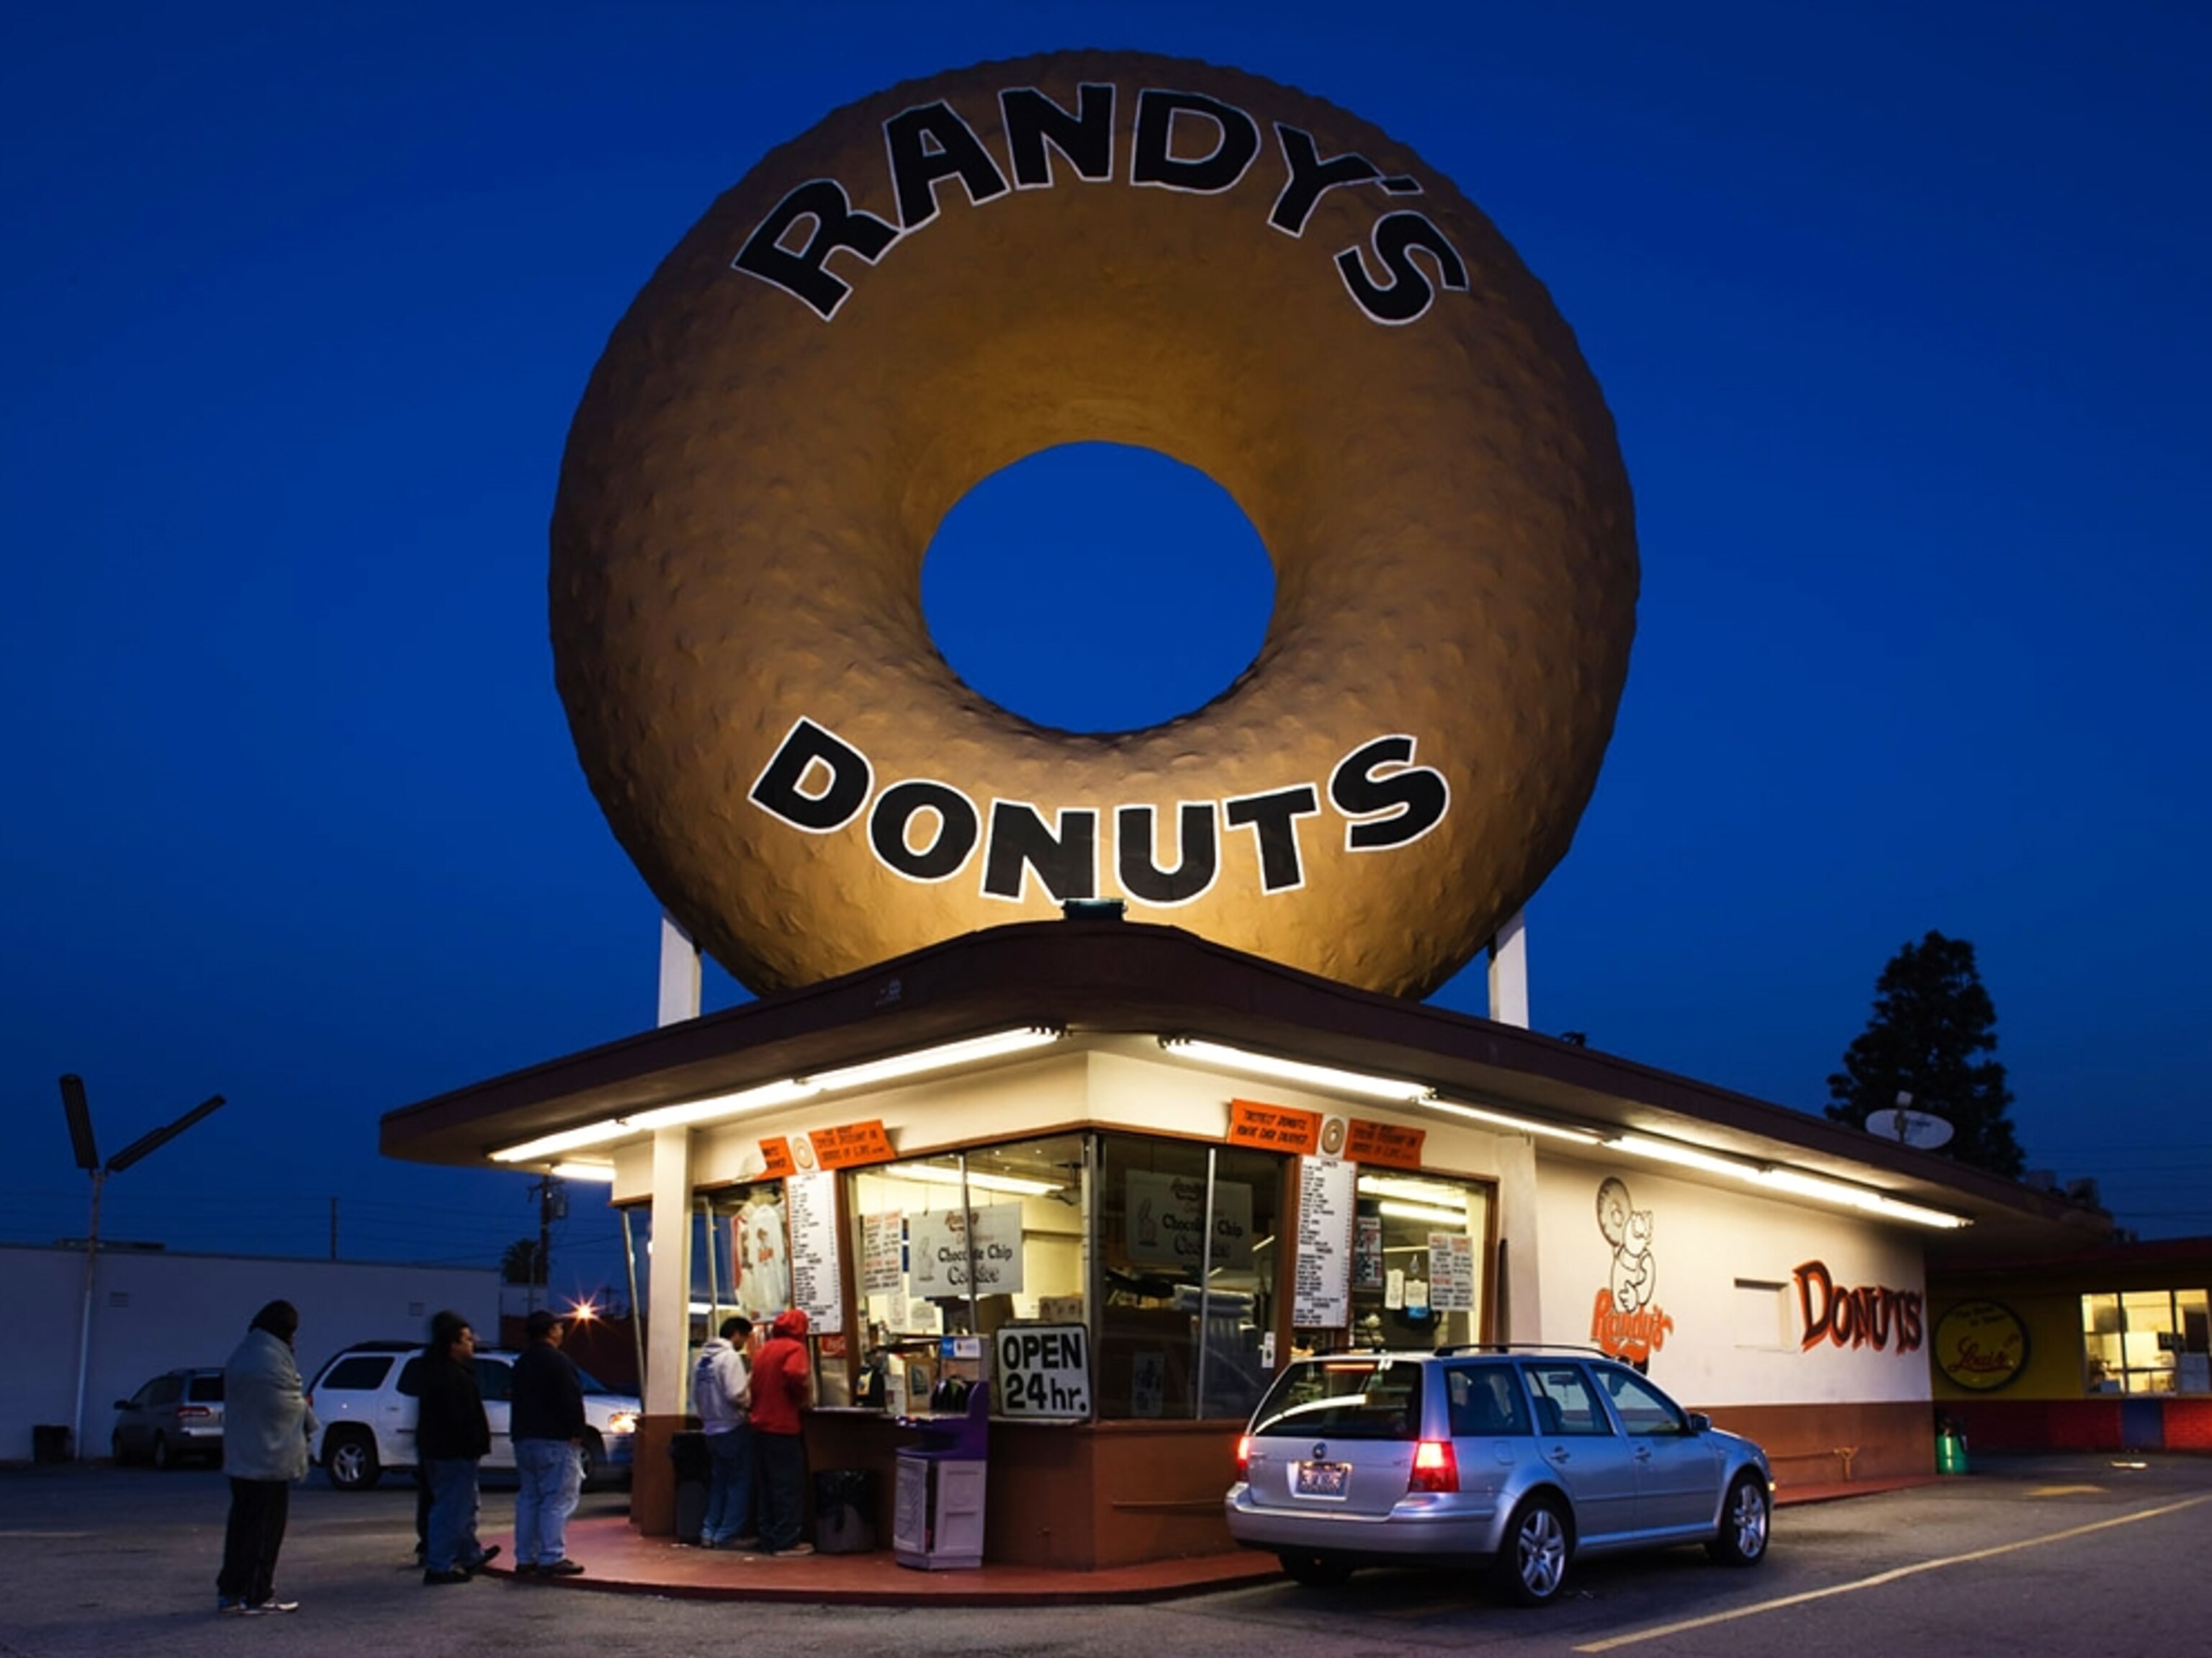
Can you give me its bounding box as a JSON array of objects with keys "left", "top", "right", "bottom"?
[{"left": 526, "top": 1176, "right": 566, "bottom": 1314}]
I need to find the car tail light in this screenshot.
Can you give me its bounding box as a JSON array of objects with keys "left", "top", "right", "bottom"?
[
  {"left": 178, "top": 1406, "right": 213, "bottom": 1421},
  {"left": 1408, "top": 1440, "right": 1458, "bottom": 1493},
  {"left": 1235, "top": 1435, "right": 1252, "bottom": 1479}
]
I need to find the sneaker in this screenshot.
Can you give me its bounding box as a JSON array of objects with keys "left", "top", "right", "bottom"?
[
  {"left": 216, "top": 1599, "right": 251, "bottom": 1616},
  {"left": 251, "top": 1599, "right": 300, "bottom": 1614},
  {"left": 423, "top": 1568, "right": 472, "bottom": 1586},
  {"left": 461, "top": 1545, "right": 502, "bottom": 1576},
  {"left": 540, "top": 1559, "right": 585, "bottom": 1576},
  {"left": 781, "top": 1542, "right": 816, "bottom": 1557},
  {"left": 514, "top": 1561, "right": 539, "bottom": 1577},
  {"left": 730, "top": 1534, "right": 760, "bottom": 1549}
]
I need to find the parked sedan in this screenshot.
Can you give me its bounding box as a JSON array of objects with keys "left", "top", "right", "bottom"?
[
  {"left": 112, "top": 1368, "right": 225, "bottom": 1469},
  {"left": 1226, "top": 1347, "right": 1771, "bottom": 1605}
]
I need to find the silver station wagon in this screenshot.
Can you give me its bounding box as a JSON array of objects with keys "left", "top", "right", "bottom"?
[{"left": 1226, "top": 1347, "right": 1773, "bottom": 1605}]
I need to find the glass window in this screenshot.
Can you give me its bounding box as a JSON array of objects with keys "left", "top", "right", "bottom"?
[
  {"left": 1249, "top": 1356, "right": 1424, "bottom": 1440},
  {"left": 846, "top": 1136, "right": 1086, "bottom": 1415},
  {"left": 1446, "top": 1363, "right": 1529, "bottom": 1435},
  {"left": 187, "top": 1374, "right": 225, "bottom": 1403},
  {"left": 2082, "top": 1289, "right": 2211, "bottom": 1394},
  {"left": 397, "top": 1356, "right": 423, "bottom": 1397},
  {"left": 1523, "top": 1363, "right": 1611, "bottom": 1436},
  {"left": 317, "top": 1355, "right": 394, "bottom": 1393},
  {"left": 473, "top": 1358, "right": 513, "bottom": 1402},
  {"left": 1095, "top": 1135, "right": 1279, "bottom": 1420},
  {"left": 1338, "top": 1172, "right": 1492, "bottom": 1352},
  {"left": 1599, "top": 1367, "right": 1690, "bottom": 1436},
  {"left": 149, "top": 1375, "right": 182, "bottom": 1407}
]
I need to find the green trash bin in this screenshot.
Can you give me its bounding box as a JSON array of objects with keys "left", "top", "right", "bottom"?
[{"left": 1936, "top": 1428, "right": 1969, "bottom": 1475}]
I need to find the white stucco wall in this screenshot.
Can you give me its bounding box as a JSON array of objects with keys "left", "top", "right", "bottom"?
[
  {"left": 0, "top": 1245, "right": 498, "bottom": 1463},
  {"left": 1532, "top": 1155, "right": 1930, "bottom": 1409}
]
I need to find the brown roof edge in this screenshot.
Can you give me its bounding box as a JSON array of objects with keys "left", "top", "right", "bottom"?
[{"left": 375, "top": 918, "right": 2110, "bottom": 1247}]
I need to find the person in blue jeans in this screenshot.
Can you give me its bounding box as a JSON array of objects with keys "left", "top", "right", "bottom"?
[
  {"left": 417, "top": 1311, "right": 498, "bottom": 1584},
  {"left": 692, "top": 1315, "right": 754, "bottom": 1547},
  {"left": 509, "top": 1309, "right": 587, "bottom": 1577}
]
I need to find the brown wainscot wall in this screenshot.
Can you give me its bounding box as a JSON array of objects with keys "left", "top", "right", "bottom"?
[{"left": 1704, "top": 1399, "right": 1933, "bottom": 1488}]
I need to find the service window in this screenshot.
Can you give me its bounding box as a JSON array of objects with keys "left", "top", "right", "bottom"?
[{"left": 1333, "top": 1171, "right": 1493, "bottom": 1353}]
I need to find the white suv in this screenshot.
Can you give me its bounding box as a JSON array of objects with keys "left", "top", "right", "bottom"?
[{"left": 305, "top": 1340, "right": 639, "bottom": 1492}]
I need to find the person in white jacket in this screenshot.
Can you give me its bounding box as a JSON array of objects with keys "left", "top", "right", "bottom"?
[
  {"left": 217, "top": 1300, "right": 318, "bottom": 1616},
  {"left": 691, "top": 1316, "right": 754, "bottom": 1548}
]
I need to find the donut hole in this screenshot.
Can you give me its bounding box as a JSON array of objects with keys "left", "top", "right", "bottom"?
[{"left": 920, "top": 442, "right": 1275, "bottom": 735}]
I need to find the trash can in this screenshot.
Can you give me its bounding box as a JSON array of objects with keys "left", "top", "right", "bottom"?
[
  {"left": 814, "top": 1468, "right": 879, "bottom": 1554},
  {"left": 1936, "top": 1428, "right": 1969, "bottom": 1476},
  {"left": 669, "top": 1431, "right": 712, "bottom": 1544},
  {"left": 893, "top": 1380, "right": 990, "bottom": 1570},
  {"left": 32, "top": 1425, "right": 72, "bottom": 1464}
]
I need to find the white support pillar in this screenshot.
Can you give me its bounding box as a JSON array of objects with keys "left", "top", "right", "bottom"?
[
  {"left": 657, "top": 911, "right": 702, "bottom": 1028},
  {"left": 644, "top": 1126, "right": 696, "bottom": 1420},
  {"left": 1487, "top": 908, "right": 1529, "bottom": 1029}
]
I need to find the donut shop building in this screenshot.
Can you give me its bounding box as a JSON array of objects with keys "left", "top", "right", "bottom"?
[{"left": 381, "top": 915, "right": 2106, "bottom": 1569}]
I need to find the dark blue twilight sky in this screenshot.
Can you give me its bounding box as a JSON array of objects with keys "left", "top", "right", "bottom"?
[{"left": 4, "top": 3, "right": 2207, "bottom": 1301}]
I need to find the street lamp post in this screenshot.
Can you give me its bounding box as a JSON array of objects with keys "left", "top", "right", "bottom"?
[{"left": 60, "top": 1075, "right": 225, "bottom": 1461}]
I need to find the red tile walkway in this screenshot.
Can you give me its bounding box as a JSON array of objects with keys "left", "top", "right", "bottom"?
[{"left": 483, "top": 1473, "right": 1939, "bottom": 1605}]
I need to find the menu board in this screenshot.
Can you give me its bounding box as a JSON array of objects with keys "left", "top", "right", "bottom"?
[
  {"left": 1292, "top": 1155, "right": 1354, "bottom": 1327},
  {"left": 860, "top": 1209, "right": 904, "bottom": 1294},
  {"left": 1354, "top": 1214, "right": 1384, "bottom": 1289},
  {"left": 1429, "top": 1231, "right": 1475, "bottom": 1313},
  {"left": 786, "top": 1168, "right": 842, "bottom": 1334}
]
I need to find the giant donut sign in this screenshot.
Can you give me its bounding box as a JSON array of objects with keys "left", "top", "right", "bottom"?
[{"left": 551, "top": 50, "right": 1637, "bottom": 998}]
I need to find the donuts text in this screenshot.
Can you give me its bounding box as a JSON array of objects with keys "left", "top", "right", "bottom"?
[
  {"left": 734, "top": 82, "right": 1469, "bottom": 327},
  {"left": 748, "top": 717, "right": 1450, "bottom": 906}
]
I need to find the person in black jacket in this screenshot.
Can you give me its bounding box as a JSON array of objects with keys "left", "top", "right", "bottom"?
[
  {"left": 417, "top": 1310, "right": 498, "bottom": 1585},
  {"left": 509, "top": 1309, "right": 588, "bottom": 1577}
]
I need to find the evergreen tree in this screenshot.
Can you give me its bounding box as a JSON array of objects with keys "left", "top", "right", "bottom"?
[
  {"left": 1826, "top": 930, "right": 2026, "bottom": 1178},
  {"left": 500, "top": 1236, "right": 547, "bottom": 1285}
]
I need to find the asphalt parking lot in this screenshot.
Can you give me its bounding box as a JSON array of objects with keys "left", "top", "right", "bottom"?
[{"left": 2, "top": 1452, "right": 2209, "bottom": 1657}]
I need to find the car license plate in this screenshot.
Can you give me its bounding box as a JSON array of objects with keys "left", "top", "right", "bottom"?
[{"left": 1295, "top": 1460, "right": 1350, "bottom": 1497}]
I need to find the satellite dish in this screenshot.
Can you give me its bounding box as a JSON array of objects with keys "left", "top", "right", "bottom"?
[{"left": 1863, "top": 1108, "right": 1954, "bottom": 1150}]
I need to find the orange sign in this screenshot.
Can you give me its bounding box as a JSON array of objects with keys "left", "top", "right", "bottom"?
[
  {"left": 1227, "top": 1098, "right": 1322, "bottom": 1154},
  {"left": 1345, "top": 1118, "right": 1425, "bottom": 1170},
  {"left": 809, "top": 1119, "right": 894, "bottom": 1169},
  {"left": 757, "top": 1137, "right": 795, "bottom": 1179}
]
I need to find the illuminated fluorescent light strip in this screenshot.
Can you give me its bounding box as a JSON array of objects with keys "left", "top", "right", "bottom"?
[
  {"left": 880, "top": 1162, "right": 1062, "bottom": 1197},
  {"left": 551, "top": 1161, "right": 617, "bottom": 1183},
  {"left": 491, "top": 1028, "right": 1063, "bottom": 1165},
  {"left": 629, "top": 1077, "right": 821, "bottom": 1132},
  {"left": 493, "top": 1120, "right": 629, "bottom": 1163},
  {"left": 806, "top": 1026, "right": 1064, "bottom": 1093},
  {"left": 1608, "top": 1133, "right": 1969, "bottom": 1230},
  {"left": 1376, "top": 1198, "right": 1467, "bottom": 1227},
  {"left": 1157, "top": 1037, "right": 1429, "bottom": 1103},
  {"left": 1425, "top": 1096, "right": 1606, "bottom": 1144}
]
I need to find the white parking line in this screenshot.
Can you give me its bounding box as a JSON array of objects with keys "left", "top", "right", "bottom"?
[{"left": 1573, "top": 1494, "right": 2212, "bottom": 1654}]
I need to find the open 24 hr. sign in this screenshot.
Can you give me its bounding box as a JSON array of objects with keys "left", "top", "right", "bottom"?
[{"left": 993, "top": 1323, "right": 1092, "bottom": 1419}]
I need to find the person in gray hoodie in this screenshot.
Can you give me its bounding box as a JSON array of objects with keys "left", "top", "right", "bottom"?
[
  {"left": 691, "top": 1315, "right": 753, "bottom": 1548},
  {"left": 217, "top": 1299, "right": 318, "bottom": 1616}
]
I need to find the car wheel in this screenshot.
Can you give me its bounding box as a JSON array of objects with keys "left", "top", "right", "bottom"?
[
  {"left": 1707, "top": 1471, "right": 1771, "bottom": 1567},
  {"left": 1277, "top": 1552, "right": 1354, "bottom": 1587},
  {"left": 325, "top": 1428, "right": 383, "bottom": 1492},
  {"left": 151, "top": 1433, "right": 174, "bottom": 1471},
  {"left": 1492, "top": 1493, "right": 1571, "bottom": 1607},
  {"left": 578, "top": 1430, "right": 606, "bottom": 1492}
]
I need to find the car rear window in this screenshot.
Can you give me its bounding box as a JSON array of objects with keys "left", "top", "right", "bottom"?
[
  {"left": 1247, "top": 1358, "right": 1424, "bottom": 1440},
  {"left": 318, "top": 1355, "right": 396, "bottom": 1392},
  {"left": 1445, "top": 1364, "right": 1529, "bottom": 1435},
  {"left": 187, "top": 1374, "right": 225, "bottom": 1403}
]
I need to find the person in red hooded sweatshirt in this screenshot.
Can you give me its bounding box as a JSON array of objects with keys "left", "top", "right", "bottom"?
[{"left": 749, "top": 1309, "right": 813, "bottom": 1556}]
